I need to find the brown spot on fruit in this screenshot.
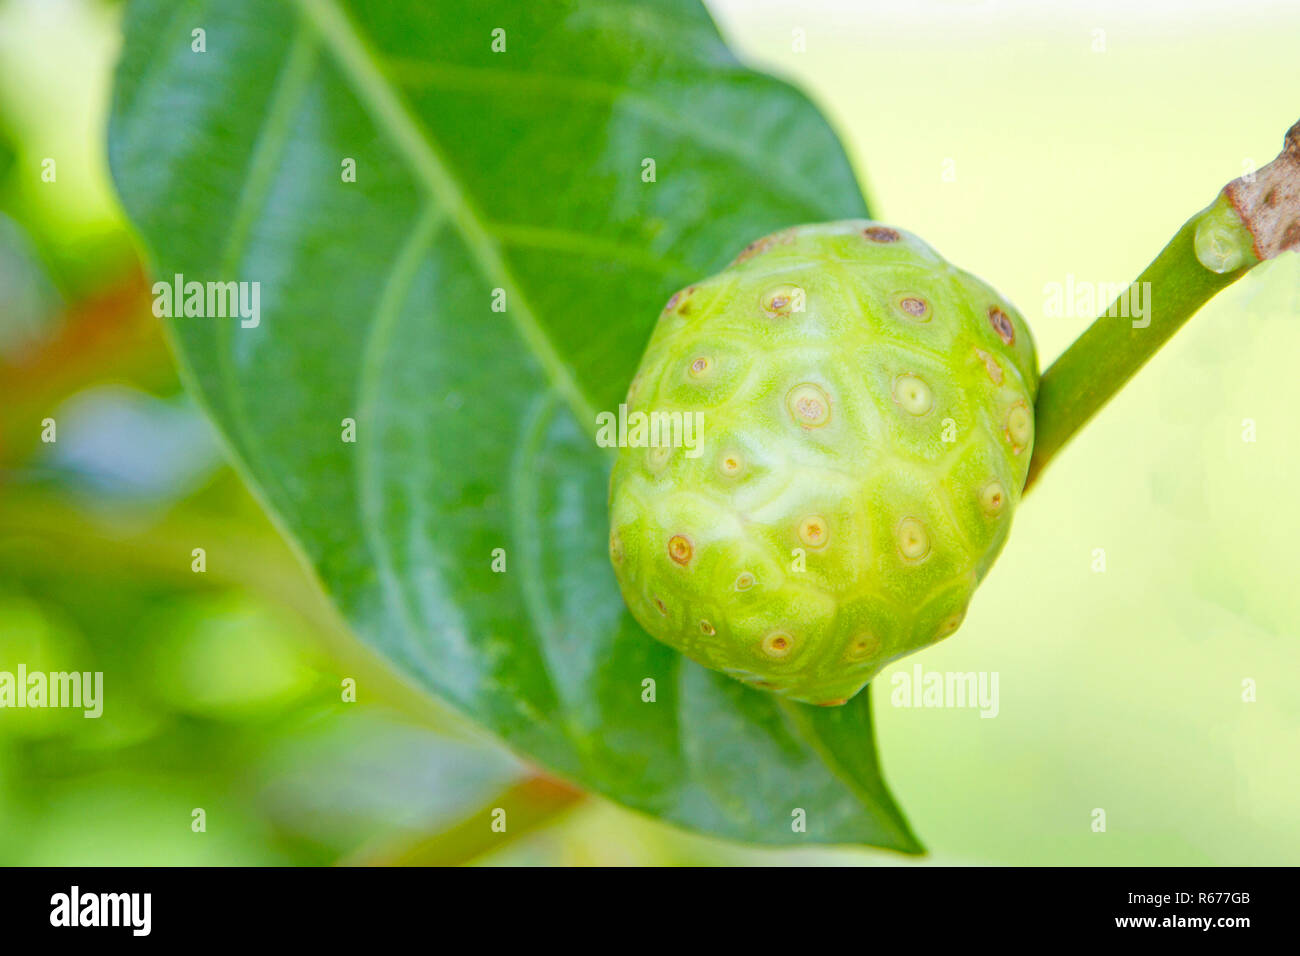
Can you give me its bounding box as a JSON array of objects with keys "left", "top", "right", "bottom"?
[
  {"left": 688, "top": 355, "right": 712, "bottom": 378},
  {"left": 846, "top": 634, "right": 880, "bottom": 661},
  {"left": 667, "top": 534, "right": 693, "bottom": 565},
  {"left": 864, "top": 225, "right": 900, "bottom": 243},
  {"left": 718, "top": 451, "right": 745, "bottom": 477},
  {"left": 898, "top": 295, "right": 930, "bottom": 320},
  {"left": 988, "top": 306, "right": 1015, "bottom": 345},
  {"left": 974, "top": 347, "right": 1003, "bottom": 385},
  {"left": 797, "top": 514, "right": 829, "bottom": 548},
  {"left": 734, "top": 571, "right": 756, "bottom": 591},
  {"left": 760, "top": 284, "right": 802, "bottom": 317},
  {"left": 653, "top": 597, "right": 668, "bottom": 616},
  {"left": 786, "top": 383, "right": 831, "bottom": 429},
  {"left": 761, "top": 631, "right": 794, "bottom": 659},
  {"left": 609, "top": 532, "right": 624, "bottom": 565},
  {"left": 699, "top": 620, "right": 716, "bottom": 636},
  {"left": 663, "top": 291, "right": 681, "bottom": 312},
  {"left": 816, "top": 698, "right": 848, "bottom": 707},
  {"left": 678, "top": 286, "right": 696, "bottom": 316},
  {"left": 733, "top": 231, "right": 794, "bottom": 264}
]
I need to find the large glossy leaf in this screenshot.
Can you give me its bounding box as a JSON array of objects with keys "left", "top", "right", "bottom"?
[{"left": 108, "top": 0, "right": 920, "bottom": 850}]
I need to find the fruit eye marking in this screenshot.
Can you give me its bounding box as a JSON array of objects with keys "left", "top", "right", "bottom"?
[
  {"left": 646, "top": 445, "right": 672, "bottom": 470},
  {"left": 688, "top": 355, "right": 712, "bottom": 377},
  {"left": 786, "top": 383, "right": 832, "bottom": 428},
  {"left": 846, "top": 634, "right": 880, "bottom": 661},
  {"left": 718, "top": 451, "right": 745, "bottom": 477},
  {"left": 988, "top": 306, "right": 1015, "bottom": 345},
  {"left": 734, "top": 234, "right": 778, "bottom": 264},
  {"left": 734, "top": 571, "right": 756, "bottom": 591},
  {"left": 761, "top": 631, "right": 794, "bottom": 658},
  {"left": 974, "top": 347, "right": 1003, "bottom": 385},
  {"left": 667, "top": 534, "right": 694, "bottom": 565},
  {"left": 896, "top": 517, "right": 931, "bottom": 560},
  {"left": 663, "top": 286, "right": 698, "bottom": 314},
  {"left": 797, "top": 514, "right": 829, "bottom": 547},
  {"left": 699, "top": 620, "right": 716, "bottom": 636},
  {"left": 864, "top": 225, "right": 901, "bottom": 243},
  {"left": 892, "top": 373, "right": 934, "bottom": 416},
  {"left": 760, "top": 284, "right": 801, "bottom": 317},
  {"left": 678, "top": 286, "right": 697, "bottom": 315},
  {"left": 980, "top": 481, "right": 1006, "bottom": 515},
  {"left": 1005, "top": 401, "right": 1032, "bottom": 453},
  {"left": 937, "top": 610, "right": 965, "bottom": 638},
  {"left": 897, "top": 295, "right": 930, "bottom": 320}
]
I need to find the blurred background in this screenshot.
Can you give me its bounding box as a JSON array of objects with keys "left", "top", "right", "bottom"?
[{"left": 1, "top": 0, "right": 1297, "bottom": 864}]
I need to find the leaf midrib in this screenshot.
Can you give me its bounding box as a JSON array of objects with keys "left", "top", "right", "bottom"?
[{"left": 292, "top": 0, "right": 602, "bottom": 433}]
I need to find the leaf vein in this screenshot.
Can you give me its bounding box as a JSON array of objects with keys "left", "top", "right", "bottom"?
[
  {"left": 386, "top": 56, "right": 836, "bottom": 216},
  {"left": 292, "top": 0, "right": 601, "bottom": 434},
  {"left": 356, "top": 201, "right": 452, "bottom": 679}
]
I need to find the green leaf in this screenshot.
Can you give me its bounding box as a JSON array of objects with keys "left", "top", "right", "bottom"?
[{"left": 108, "top": 0, "right": 920, "bottom": 851}]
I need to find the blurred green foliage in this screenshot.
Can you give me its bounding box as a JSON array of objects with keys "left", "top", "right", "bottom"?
[{"left": 0, "top": 0, "right": 544, "bottom": 866}]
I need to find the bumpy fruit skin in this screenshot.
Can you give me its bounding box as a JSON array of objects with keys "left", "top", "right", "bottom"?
[{"left": 608, "top": 220, "right": 1038, "bottom": 705}]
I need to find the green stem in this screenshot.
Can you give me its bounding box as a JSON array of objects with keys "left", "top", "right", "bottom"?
[
  {"left": 1025, "top": 116, "right": 1300, "bottom": 491},
  {"left": 1025, "top": 195, "right": 1257, "bottom": 489}
]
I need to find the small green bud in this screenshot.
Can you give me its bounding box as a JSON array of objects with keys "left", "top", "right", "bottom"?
[{"left": 1193, "top": 193, "right": 1256, "bottom": 274}]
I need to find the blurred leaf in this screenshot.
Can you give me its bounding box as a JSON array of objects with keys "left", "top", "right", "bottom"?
[
  {"left": 140, "top": 595, "right": 318, "bottom": 720},
  {"left": 0, "top": 268, "right": 170, "bottom": 467},
  {"left": 38, "top": 384, "right": 224, "bottom": 502},
  {"left": 0, "top": 593, "right": 89, "bottom": 739},
  {"left": 0, "top": 211, "right": 61, "bottom": 353},
  {"left": 12, "top": 778, "right": 291, "bottom": 866},
  {"left": 0, "top": 116, "right": 15, "bottom": 182},
  {"left": 108, "top": 0, "right": 919, "bottom": 850},
  {"left": 255, "top": 710, "right": 524, "bottom": 856}
]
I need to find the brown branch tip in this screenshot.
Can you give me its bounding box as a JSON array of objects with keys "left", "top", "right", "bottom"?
[{"left": 1223, "top": 119, "right": 1300, "bottom": 261}]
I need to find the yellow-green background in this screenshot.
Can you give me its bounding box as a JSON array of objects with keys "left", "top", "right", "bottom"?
[{"left": 1, "top": 0, "right": 1296, "bottom": 864}]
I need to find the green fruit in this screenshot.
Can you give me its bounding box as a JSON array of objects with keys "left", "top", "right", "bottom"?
[{"left": 608, "top": 220, "right": 1038, "bottom": 706}]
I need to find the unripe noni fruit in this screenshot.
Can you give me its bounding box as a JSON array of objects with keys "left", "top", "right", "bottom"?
[{"left": 607, "top": 220, "right": 1037, "bottom": 706}]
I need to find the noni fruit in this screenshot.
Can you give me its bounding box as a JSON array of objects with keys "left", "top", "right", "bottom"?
[{"left": 607, "top": 220, "right": 1037, "bottom": 706}]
